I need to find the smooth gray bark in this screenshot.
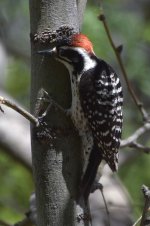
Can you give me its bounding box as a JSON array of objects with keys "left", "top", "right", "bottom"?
[
  {"left": 77, "top": 0, "right": 87, "bottom": 29},
  {"left": 29, "top": 0, "right": 87, "bottom": 225}
]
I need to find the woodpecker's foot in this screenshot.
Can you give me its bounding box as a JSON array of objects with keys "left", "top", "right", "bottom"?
[
  {"left": 36, "top": 118, "right": 56, "bottom": 146},
  {"left": 33, "top": 89, "right": 56, "bottom": 145},
  {"left": 76, "top": 196, "right": 92, "bottom": 224},
  {"left": 36, "top": 89, "right": 53, "bottom": 119},
  {"left": 77, "top": 213, "right": 91, "bottom": 223},
  {"left": 36, "top": 113, "right": 56, "bottom": 146},
  {"left": 37, "top": 89, "right": 70, "bottom": 117}
]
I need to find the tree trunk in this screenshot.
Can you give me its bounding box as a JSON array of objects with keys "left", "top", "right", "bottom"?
[{"left": 29, "top": 0, "right": 87, "bottom": 225}]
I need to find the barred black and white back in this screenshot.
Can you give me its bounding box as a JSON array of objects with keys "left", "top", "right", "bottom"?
[{"left": 79, "top": 58, "right": 123, "bottom": 172}]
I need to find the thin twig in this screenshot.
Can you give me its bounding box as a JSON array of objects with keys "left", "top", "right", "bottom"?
[
  {"left": 120, "top": 122, "right": 150, "bottom": 153},
  {"left": 121, "top": 122, "right": 150, "bottom": 147},
  {"left": 91, "top": 183, "right": 110, "bottom": 226},
  {"left": 98, "top": 6, "right": 149, "bottom": 122},
  {"left": 132, "top": 216, "right": 142, "bottom": 226},
  {"left": 100, "top": 187, "right": 110, "bottom": 226},
  {"left": 0, "top": 220, "right": 12, "bottom": 226},
  {"left": 0, "top": 96, "right": 39, "bottom": 126},
  {"left": 129, "top": 142, "right": 150, "bottom": 154},
  {"left": 140, "top": 185, "right": 150, "bottom": 226}
]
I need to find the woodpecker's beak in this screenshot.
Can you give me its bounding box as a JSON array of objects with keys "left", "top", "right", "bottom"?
[{"left": 37, "top": 47, "right": 57, "bottom": 57}]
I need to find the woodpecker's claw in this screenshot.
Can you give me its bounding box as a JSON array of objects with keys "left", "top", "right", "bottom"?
[
  {"left": 34, "top": 89, "right": 56, "bottom": 145},
  {"left": 36, "top": 114, "right": 56, "bottom": 146}
]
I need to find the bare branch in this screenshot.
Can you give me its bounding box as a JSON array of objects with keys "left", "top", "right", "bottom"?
[
  {"left": 0, "top": 220, "right": 12, "bottom": 226},
  {"left": 121, "top": 122, "right": 150, "bottom": 148},
  {"left": 132, "top": 216, "right": 142, "bottom": 226},
  {"left": 98, "top": 5, "right": 149, "bottom": 122},
  {"left": 0, "top": 90, "right": 32, "bottom": 169},
  {"left": 100, "top": 186, "right": 110, "bottom": 226},
  {"left": 129, "top": 142, "right": 150, "bottom": 154},
  {"left": 0, "top": 96, "right": 38, "bottom": 126},
  {"left": 140, "top": 185, "right": 150, "bottom": 226}
]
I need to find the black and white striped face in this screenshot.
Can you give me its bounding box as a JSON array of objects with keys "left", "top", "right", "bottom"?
[{"left": 56, "top": 46, "right": 97, "bottom": 75}]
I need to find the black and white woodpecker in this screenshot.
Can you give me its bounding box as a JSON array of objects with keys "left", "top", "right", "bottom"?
[{"left": 38, "top": 33, "right": 123, "bottom": 199}]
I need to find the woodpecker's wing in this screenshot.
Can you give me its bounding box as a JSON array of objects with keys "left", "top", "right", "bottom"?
[{"left": 79, "top": 59, "right": 123, "bottom": 171}]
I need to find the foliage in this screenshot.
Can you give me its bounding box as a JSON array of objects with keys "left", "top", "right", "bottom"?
[
  {"left": 6, "top": 58, "right": 30, "bottom": 107},
  {"left": 82, "top": 1, "right": 150, "bottom": 218},
  {"left": 119, "top": 153, "right": 150, "bottom": 217},
  {"left": 0, "top": 151, "right": 33, "bottom": 223}
]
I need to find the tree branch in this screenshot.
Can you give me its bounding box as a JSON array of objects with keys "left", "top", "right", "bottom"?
[
  {"left": 121, "top": 122, "right": 150, "bottom": 150},
  {"left": 140, "top": 185, "right": 150, "bottom": 226},
  {"left": 0, "top": 220, "right": 12, "bottom": 226},
  {"left": 98, "top": 5, "right": 149, "bottom": 122},
  {"left": 0, "top": 96, "right": 38, "bottom": 126},
  {"left": 129, "top": 142, "right": 150, "bottom": 154},
  {"left": 0, "top": 90, "right": 32, "bottom": 169},
  {"left": 132, "top": 216, "right": 142, "bottom": 226},
  {"left": 29, "top": 0, "right": 89, "bottom": 225}
]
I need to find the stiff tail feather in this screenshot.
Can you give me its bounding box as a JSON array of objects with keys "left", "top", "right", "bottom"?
[{"left": 79, "top": 146, "right": 102, "bottom": 200}]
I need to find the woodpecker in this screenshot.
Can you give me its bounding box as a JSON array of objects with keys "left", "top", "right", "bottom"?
[{"left": 38, "top": 33, "right": 123, "bottom": 199}]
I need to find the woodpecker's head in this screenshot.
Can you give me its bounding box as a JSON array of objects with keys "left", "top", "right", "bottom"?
[{"left": 38, "top": 34, "right": 97, "bottom": 74}]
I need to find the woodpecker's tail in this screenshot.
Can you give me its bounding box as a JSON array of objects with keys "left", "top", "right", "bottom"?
[{"left": 79, "top": 145, "right": 102, "bottom": 200}]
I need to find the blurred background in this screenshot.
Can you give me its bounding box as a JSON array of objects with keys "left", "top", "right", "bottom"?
[{"left": 0, "top": 0, "right": 150, "bottom": 224}]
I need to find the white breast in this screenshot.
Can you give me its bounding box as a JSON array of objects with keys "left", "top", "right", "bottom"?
[
  {"left": 62, "top": 62, "right": 94, "bottom": 174},
  {"left": 70, "top": 75, "right": 94, "bottom": 174},
  {"left": 70, "top": 76, "right": 88, "bottom": 134}
]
